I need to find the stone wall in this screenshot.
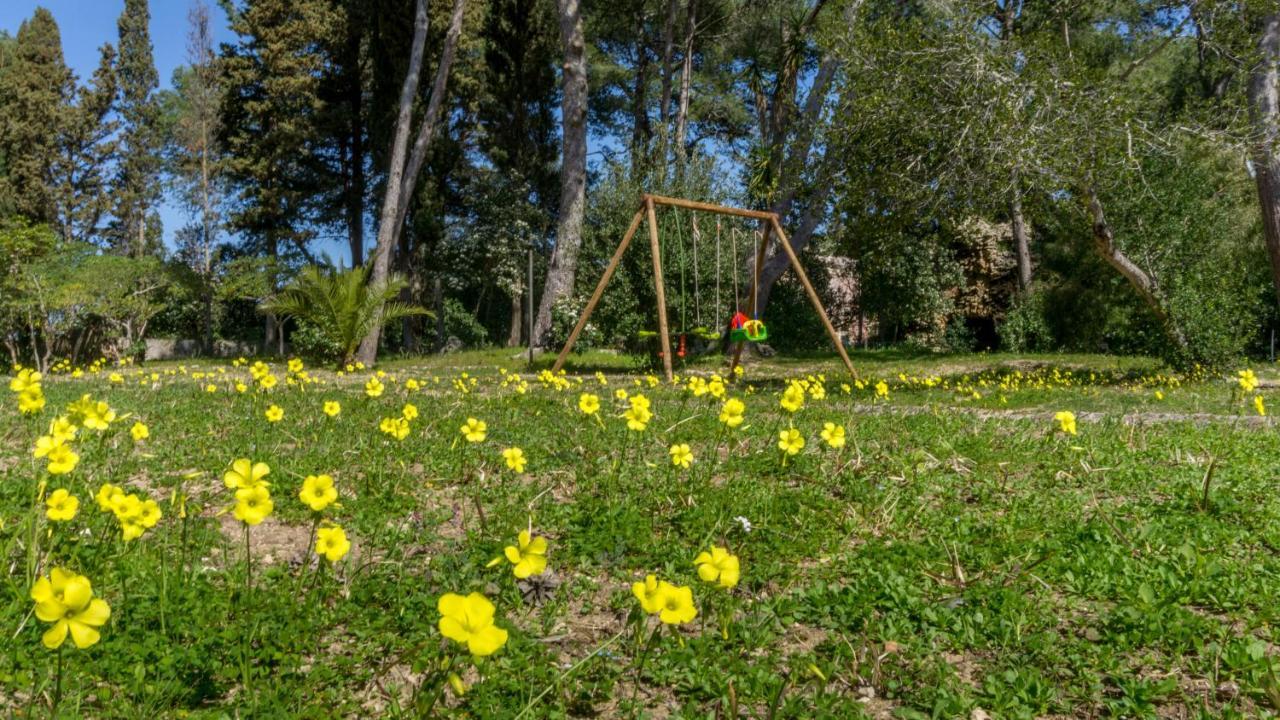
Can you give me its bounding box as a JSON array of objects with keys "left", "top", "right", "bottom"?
[{"left": 144, "top": 338, "right": 269, "bottom": 361}]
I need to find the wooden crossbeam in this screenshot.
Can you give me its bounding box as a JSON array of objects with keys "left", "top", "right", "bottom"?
[{"left": 550, "top": 193, "right": 857, "bottom": 381}]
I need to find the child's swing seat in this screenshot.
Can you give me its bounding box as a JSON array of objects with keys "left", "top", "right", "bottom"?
[{"left": 729, "top": 311, "right": 767, "bottom": 342}]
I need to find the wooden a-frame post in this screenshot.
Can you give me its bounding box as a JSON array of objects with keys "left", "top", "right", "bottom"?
[{"left": 551, "top": 193, "right": 857, "bottom": 381}]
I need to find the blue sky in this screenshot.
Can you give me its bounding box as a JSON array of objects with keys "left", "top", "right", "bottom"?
[{"left": 0, "top": 2, "right": 241, "bottom": 256}]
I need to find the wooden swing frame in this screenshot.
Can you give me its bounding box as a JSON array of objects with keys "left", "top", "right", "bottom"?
[{"left": 551, "top": 193, "right": 858, "bottom": 382}]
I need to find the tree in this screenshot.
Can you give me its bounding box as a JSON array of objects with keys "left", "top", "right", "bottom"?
[
  {"left": 355, "top": 0, "right": 469, "bottom": 364},
  {"left": 262, "top": 264, "right": 428, "bottom": 366},
  {"left": 110, "top": 0, "right": 163, "bottom": 257},
  {"left": 164, "top": 0, "right": 226, "bottom": 352},
  {"left": 1249, "top": 12, "right": 1280, "bottom": 309},
  {"left": 530, "top": 0, "right": 588, "bottom": 348},
  {"left": 0, "top": 8, "right": 70, "bottom": 223},
  {"left": 50, "top": 44, "right": 117, "bottom": 246},
  {"left": 221, "top": 0, "right": 337, "bottom": 351}
]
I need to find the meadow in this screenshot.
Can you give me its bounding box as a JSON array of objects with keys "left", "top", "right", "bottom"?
[{"left": 3, "top": 350, "right": 1280, "bottom": 719}]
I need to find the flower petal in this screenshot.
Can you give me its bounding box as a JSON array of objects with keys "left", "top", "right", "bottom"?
[
  {"left": 42, "top": 620, "right": 68, "bottom": 649},
  {"left": 467, "top": 624, "right": 508, "bottom": 657},
  {"left": 67, "top": 620, "right": 101, "bottom": 649}
]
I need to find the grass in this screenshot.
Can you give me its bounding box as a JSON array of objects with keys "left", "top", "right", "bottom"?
[{"left": 3, "top": 349, "right": 1280, "bottom": 718}]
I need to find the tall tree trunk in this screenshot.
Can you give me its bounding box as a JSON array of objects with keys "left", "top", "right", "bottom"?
[
  {"left": 355, "top": 0, "right": 467, "bottom": 364},
  {"left": 1086, "top": 186, "right": 1187, "bottom": 349},
  {"left": 1250, "top": 12, "right": 1280, "bottom": 310},
  {"left": 673, "top": 0, "right": 696, "bottom": 163},
  {"left": 507, "top": 289, "right": 522, "bottom": 346},
  {"left": 530, "top": 0, "right": 589, "bottom": 348},
  {"left": 657, "top": 0, "right": 677, "bottom": 170},
  {"left": 630, "top": 9, "right": 651, "bottom": 164},
  {"left": 1011, "top": 175, "right": 1032, "bottom": 293},
  {"left": 345, "top": 11, "right": 366, "bottom": 266}
]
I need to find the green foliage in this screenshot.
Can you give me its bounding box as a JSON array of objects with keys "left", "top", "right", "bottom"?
[
  {"left": 999, "top": 292, "right": 1053, "bottom": 353},
  {"left": 437, "top": 297, "right": 491, "bottom": 349},
  {"left": 260, "top": 264, "right": 429, "bottom": 365},
  {"left": 108, "top": 0, "right": 163, "bottom": 257}
]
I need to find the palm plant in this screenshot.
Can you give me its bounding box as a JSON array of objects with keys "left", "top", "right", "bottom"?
[{"left": 261, "top": 264, "right": 429, "bottom": 366}]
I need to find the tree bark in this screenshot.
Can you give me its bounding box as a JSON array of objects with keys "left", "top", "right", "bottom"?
[
  {"left": 1250, "top": 12, "right": 1280, "bottom": 310},
  {"left": 1011, "top": 175, "right": 1032, "bottom": 293},
  {"left": 530, "top": 0, "right": 589, "bottom": 347},
  {"left": 630, "top": 8, "right": 652, "bottom": 162},
  {"left": 673, "top": 0, "right": 696, "bottom": 162},
  {"left": 355, "top": 0, "right": 467, "bottom": 364},
  {"left": 507, "top": 289, "right": 522, "bottom": 346},
  {"left": 344, "top": 9, "right": 366, "bottom": 267}
]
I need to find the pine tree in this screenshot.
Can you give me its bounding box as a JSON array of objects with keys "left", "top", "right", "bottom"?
[
  {"left": 221, "top": 0, "right": 337, "bottom": 350},
  {"left": 0, "top": 9, "right": 71, "bottom": 223},
  {"left": 50, "top": 44, "right": 118, "bottom": 245},
  {"left": 110, "top": 0, "right": 162, "bottom": 257}
]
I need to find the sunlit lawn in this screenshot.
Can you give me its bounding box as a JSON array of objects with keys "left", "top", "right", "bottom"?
[{"left": 3, "top": 350, "right": 1280, "bottom": 718}]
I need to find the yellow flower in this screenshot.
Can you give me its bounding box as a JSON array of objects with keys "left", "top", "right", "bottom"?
[
  {"left": 578, "top": 392, "right": 600, "bottom": 415},
  {"left": 778, "top": 428, "right": 805, "bottom": 456},
  {"left": 694, "top": 546, "right": 740, "bottom": 589},
  {"left": 44, "top": 441, "right": 79, "bottom": 475},
  {"left": 379, "top": 416, "right": 411, "bottom": 440},
  {"left": 406, "top": 378, "right": 421, "bottom": 391},
  {"left": 49, "top": 416, "right": 77, "bottom": 443},
  {"left": 264, "top": 404, "right": 284, "bottom": 423},
  {"left": 31, "top": 568, "right": 110, "bottom": 649},
  {"left": 315, "top": 525, "right": 351, "bottom": 562},
  {"left": 669, "top": 443, "right": 694, "bottom": 469},
  {"left": 402, "top": 403, "right": 419, "bottom": 421},
  {"left": 1239, "top": 369, "right": 1259, "bottom": 393},
  {"left": 718, "top": 398, "right": 745, "bottom": 428},
  {"left": 437, "top": 592, "right": 509, "bottom": 657},
  {"left": 300, "top": 474, "right": 338, "bottom": 511},
  {"left": 9, "top": 367, "right": 41, "bottom": 392},
  {"left": 1054, "top": 411, "right": 1077, "bottom": 436},
  {"left": 45, "top": 489, "right": 79, "bottom": 522},
  {"left": 461, "top": 417, "right": 487, "bottom": 443},
  {"left": 364, "top": 377, "right": 384, "bottom": 398},
  {"left": 624, "top": 405, "right": 651, "bottom": 431},
  {"left": 67, "top": 394, "right": 115, "bottom": 430},
  {"left": 323, "top": 400, "right": 341, "bottom": 417},
  {"left": 780, "top": 383, "right": 805, "bottom": 413},
  {"left": 614, "top": 388, "right": 628, "bottom": 401},
  {"left": 820, "top": 422, "right": 846, "bottom": 449},
  {"left": 235, "top": 382, "right": 248, "bottom": 393},
  {"left": 631, "top": 574, "right": 667, "bottom": 614},
  {"left": 17, "top": 385, "right": 45, "bottom": 413},
  {"left": 130, "top": 421, "right": 149, "bottom": 441},
  {"left": 1256, "top": 395, "right": 1267, "bottom": 417},
  {"left": 95, "top": 483, "right": 124, "bottom": 512},
  {"left": 258, "top": 373, "right": 278, "bottom": 390},
  {"left": 875, "top": 381, "right": 889, "bottom": 399},
  {"left": 502, "top": 447, "right": 527, "bottom": 473},
  {"left": 287, "top": 357, "right": 304, "bottom": 373},
  {"left": 233, "top": 485, "right": 273, "bottom": 526},
  {"left": 205, "top": 384, "right": 217, "bottom": 393},
  {"left": 657, "top": 583, "right": 697, "bottom": 625},
  {"left": 224, "top": 458, "right": 271, "bottom": 490},
  {"left": 500, "top": 529, "right": 547, "bottom": 578}
]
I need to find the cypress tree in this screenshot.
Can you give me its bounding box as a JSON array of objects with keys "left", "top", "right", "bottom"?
[
  {"left": 110, "top": 0, "right": 162, "bottom": 256},
  {"left": 0, "top": 8, "right": 71, "bottom": 223}
]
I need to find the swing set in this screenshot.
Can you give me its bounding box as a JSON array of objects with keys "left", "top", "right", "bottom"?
[{"left": 551, "top": 193, "right": 858, "bottom": 382}]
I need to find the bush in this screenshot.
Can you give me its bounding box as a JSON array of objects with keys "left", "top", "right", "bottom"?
[
  {"left": 999, "top": 291, "right": 1053, "bottom": 352},
  {"left": 291, "top": 319, "right": 343, "bottom": 363}
]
